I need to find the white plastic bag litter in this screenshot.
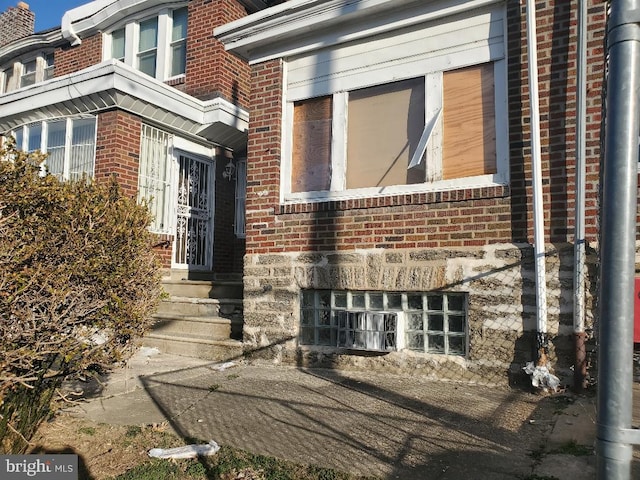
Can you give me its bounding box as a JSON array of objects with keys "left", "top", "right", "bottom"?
[
  {"left": 148, "top": 440, "right": 220, "bottom": 459},
  {"left": 211, "top": 361, "right": 236, "bottom": 372},
  {"left": 523, "top": 361, "right": 560, "bottom": 392}
]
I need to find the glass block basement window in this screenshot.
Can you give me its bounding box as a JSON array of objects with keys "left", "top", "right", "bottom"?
[{"left": 299, "top": 290, "right": 468, "bottom": 356}]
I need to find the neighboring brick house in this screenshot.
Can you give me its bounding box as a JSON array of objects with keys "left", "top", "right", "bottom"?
[
  {"left": 216, "top": 0, "right": 608, "bottom": 385},
  {"left": 0, "top": 0, "right": 258, "bottom": 277}
]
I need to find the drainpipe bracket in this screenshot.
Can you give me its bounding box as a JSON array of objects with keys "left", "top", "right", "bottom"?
[
  {"left": 598, "top": 423, "right": 640, "bottom": 446},
  {"left": 608, "top": 9, "right": 640, "bottom": 46}
]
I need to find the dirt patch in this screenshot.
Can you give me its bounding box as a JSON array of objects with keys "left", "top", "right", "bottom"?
[{"left": 28, "top": 415, "right": 181, "bottom": 479}]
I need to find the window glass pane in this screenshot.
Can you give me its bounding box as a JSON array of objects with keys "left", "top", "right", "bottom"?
[
  {"left": 139, "top": 18, "right": 158, "bottom": 51},
  {"left": 387, "top": 294, "right": 402, "bottom": 310},
  {"left": 172, "top": 8, "right": 188, "bottom": 41},
  {"left": 333, "top": 292, "right": 347, "bottom": 308},
  {"left": 347, "top": 77, "right": 425, "bottom": 189},
  {"left": 292, "top": 96, "right": 332, "bottom": 193},
  {"left": 27, "top": 123, "right": 42, "bottom": 152},
  {"left": 369, "top": 293, "right": 383, "bottom": 310},
  {"left": 428, "top": 314, "right": 444, "bottom": 332},
  {"left": 448, "top": 295, "right": 465, "bottom": 312},
  {"left": 318, "top": 310, "right": 331, "bottom": 326},
  {"left": 427, "top": 295, "right": 443, "bottom": 311},
  {"left": 138, "top": 51, "right": 157, "bottom": 77},
  {"left": 44, "top": 53, "right": 55, "bottom": 80},
  {"left": 170, "top": 42, "right": 186, "bottom": 76},
  {"left": 301, "top": 290, "right": 315, "bottom": 307},
  {"left": 352, "top": 293, "right": 365, "bottom": 309},
  {"left": 407, "top": 332, "right": 424, "bottom": 350},
  {"left": 407, "top": 312, "right": 423, "bottom": 331},
  {"left": 46, "top": 120, "right": 66, "bottom": 177},
  {"left": 449, "top": 315, "right": 465, "bottom": 333},
  {"left": 427, "top": 334, "right": 445, "bottom": 353},
  {"left": 13, "top": 129, "right": 23, "bottom": 150},
  {"left": 69, "top": 118, "right": 96, "bottom": 180},
  {"left": 111, "top": 28, "right": 125, "bottom": 60},
  {"left": 20, "top": 60, "right": 36, "bottom": 87},
  {"left": 408, "top": 294, "right": 423, "bottom": 310},
  {"left": 443, "top": 63, "right": 496, "bottom": 179}
]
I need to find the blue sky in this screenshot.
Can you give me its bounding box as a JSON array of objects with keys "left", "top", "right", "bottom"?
[{"left": 1, "top": 0, "right": 89, "bottom": 32}]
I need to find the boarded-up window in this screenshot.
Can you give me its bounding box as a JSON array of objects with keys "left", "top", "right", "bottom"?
[
  {"left": 443, "top": 63, "right": 496, "bottom": 179},
  {"left": 292, "top": 96, "right": 332, "bottom": 193},
  {"left": 346, "top": 77, "right": 425, "bottom": 189}
]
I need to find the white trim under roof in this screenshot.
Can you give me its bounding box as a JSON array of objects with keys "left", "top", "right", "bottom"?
[
  {"left": 62, "top": 0, "right": 269, "bottom": 46},
  {"left": 0, "top": 30, "right": 64, "bottom": 64},
  {"left": 215, "top": 0, "right": 504, "bottom": 64},
  {"left": 0, "top": 60, "right": 248, "bottom": 150}
]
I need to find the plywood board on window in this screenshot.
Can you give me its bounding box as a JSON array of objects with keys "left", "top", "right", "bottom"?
[
  {"left": 292, "top": 96, "right": 332, "bottom": 193},
  {"left": 443, "top": 63, "right": 496, "bottom": 180},
  {"left": 346, "top": 77, "right": 425, "bottom": 189}
]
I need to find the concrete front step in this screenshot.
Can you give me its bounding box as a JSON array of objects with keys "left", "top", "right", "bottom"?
[
  {"left": 142, "top": 333, "right": 243, "bottom": 362},
  {"left": 162, "top": 279, "right": 243, "bottom": 299},
  {"left": 157, "top": 296, "right": 242, "bottom": 318},
  {"left": 151, "top": 313, "right": 232, "bottom": 339}
]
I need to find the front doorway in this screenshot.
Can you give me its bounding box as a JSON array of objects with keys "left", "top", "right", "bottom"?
[{"left": 173, "top": 152, "right": 215, "bottom": 270}]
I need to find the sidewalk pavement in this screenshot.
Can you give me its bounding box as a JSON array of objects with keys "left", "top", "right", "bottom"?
[{"left": 64, "top": 348, "right": 639, "bottom": 479}]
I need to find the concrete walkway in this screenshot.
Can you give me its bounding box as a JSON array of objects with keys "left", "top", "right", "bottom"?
[{"left": 65, "top": 349, "right": 639, "bottom": 479}]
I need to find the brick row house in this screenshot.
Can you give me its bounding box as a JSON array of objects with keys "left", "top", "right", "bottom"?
[
  {"left": 215, "top": 0, "right": 610, "bottom": 386},
  {"left": 0, "top": 0, "right": 267, "bottom": 359},
  {"left": 0, "top": 0, "right": 613, "bottom": 386}
]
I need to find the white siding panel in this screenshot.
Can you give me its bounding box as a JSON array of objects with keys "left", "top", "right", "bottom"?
[{"left": 287, "top": 7, "right": 504, "bottom": 100}]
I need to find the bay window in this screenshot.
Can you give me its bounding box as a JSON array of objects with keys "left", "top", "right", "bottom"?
[
  {"left": 13, "top": 117, "right": 97, "bottom": 180},
  {"left": 105, "top": 7, "right": 188, "bottom": 81}
]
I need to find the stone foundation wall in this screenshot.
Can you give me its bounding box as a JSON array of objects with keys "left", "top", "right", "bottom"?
[{"left": 243, "top": 243, "right": 597, "bottom": 386}]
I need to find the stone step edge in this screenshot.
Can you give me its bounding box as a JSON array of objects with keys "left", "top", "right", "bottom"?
[
  {"left": 162, "top": 279, "right": 242, "bottom": 286},
  {"left": 152, "top": 313, "right": 233, "bottom": 325},
  {"left": 162, "top": 296, "right": 243, "bottom": 305},
  {"left": 144, "top": 332, "right": 243, "bottom": 347}
]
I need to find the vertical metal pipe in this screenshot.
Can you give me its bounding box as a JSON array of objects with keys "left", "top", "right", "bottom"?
[
  {"left": 526, "top": 0, "right": 548, "bottom": 361},
  {"left": 573, "top": 0, "right": 588, "bottom": 393},
  {"left": 596, "top": 0, "right": 640, "bottom": 477}
]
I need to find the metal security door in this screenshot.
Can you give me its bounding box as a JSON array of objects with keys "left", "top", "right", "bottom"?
[{"left": 173, "top": 153, "right": 214, "bottom": 270}]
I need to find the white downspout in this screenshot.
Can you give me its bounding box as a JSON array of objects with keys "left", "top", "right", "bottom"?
[
  {"left": 573, "top": 0, "right": 588, "bottom": 392},
  {"left": 526, "top": 0, "right": 548, "bottom": 364}
]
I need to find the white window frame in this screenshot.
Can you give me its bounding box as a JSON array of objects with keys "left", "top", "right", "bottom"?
[
  {"left": 12, "top": 117, "right": 97, "bottom": 180},
  {"left": 19, "top": 58, "right": 37, "bottom": 88},
  {"left": 1, "top": 51, "right": 56, "bottom": 95},
  {"left": 103, "top": 6, "right": 188, "bottom": 82},
  {"left": 280, "top": 5, "right": 508, "bottom": 205}
]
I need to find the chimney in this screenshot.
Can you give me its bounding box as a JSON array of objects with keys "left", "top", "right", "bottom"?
[{"left": 0, "top": 2, "right": 35, "bottom": 48}]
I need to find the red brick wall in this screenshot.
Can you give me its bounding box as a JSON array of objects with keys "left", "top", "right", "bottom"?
[
  {"left": 93, "top": 109, "right": 174, "bottom": 269},
  {"left": 245, "top": 1, "right": 608, "bottom": 256},
  {"left": 94, "top": 110, "right": 141, "bottom": 198},
  {"left": 507, "top": 0, "right": 605, "bottom": 245},
  {"left": 185, "top": 0, "right": 251, "bottom": 107},
  {"left": 54, "top": 33, "right": 102, "bottom": 77},
  {"left": 0, "top": 3, "right": 34, "bottom": 48}
]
